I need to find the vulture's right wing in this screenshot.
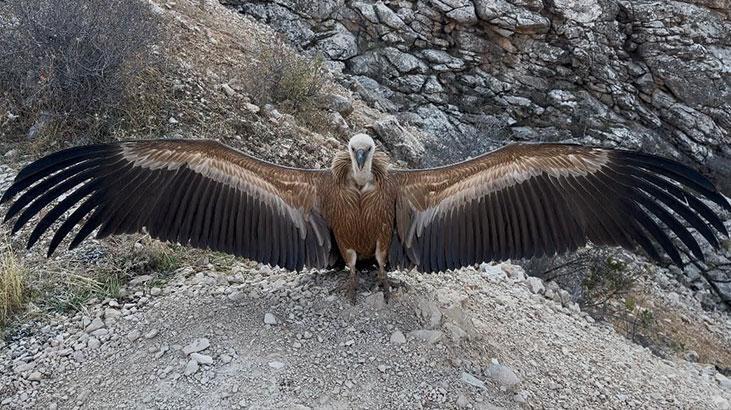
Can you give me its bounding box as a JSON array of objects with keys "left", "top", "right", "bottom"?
[
  {"left": 391, "top": 143, "right": 730, "bottom": 273},
  {"left": 1, "top": 140, "right": 334, "bottom": 270}
]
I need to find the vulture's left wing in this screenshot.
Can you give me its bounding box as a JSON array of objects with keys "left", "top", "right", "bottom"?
[
  {"left": 1, "top": 140, "right": 334, "bottom": 270},
  {"left": 391, "top": 143, "right": 730, "bottom": 273}
]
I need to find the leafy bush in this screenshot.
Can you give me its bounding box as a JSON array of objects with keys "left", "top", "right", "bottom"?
[{"left": 0, "top": 0, "right": 165, "bottom": 144}]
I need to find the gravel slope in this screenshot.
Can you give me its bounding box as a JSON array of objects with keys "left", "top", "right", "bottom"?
[{"left": 2, "top": 261, "right": 730, "bottom": 409}]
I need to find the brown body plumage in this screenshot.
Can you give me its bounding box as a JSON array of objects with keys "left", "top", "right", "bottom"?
[{"left": 2, "top": 134, "right": 730, "bottom": 303}]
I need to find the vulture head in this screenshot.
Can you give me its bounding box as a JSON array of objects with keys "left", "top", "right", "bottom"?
[{"left": 347, "top": 133, "right": 376, "bottom": 185}]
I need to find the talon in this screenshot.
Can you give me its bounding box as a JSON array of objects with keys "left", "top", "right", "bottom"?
[{"left": 379, "top": 276, "right": 391, "bottom": 303}]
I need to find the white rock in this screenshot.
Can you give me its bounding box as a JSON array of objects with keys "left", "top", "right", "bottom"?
[
  {"left": 486, "top": 363, "right": 521, "bottom": 389},
  {"left": 456, "top": 393, "right": 469, "bottom": 408},
  {"left": 104, "top": 308, "right": 121, "bottom": 319},
  {"left": 264, "top": 313, "right": 277, "bottom": 325},
  {"left": 150, "top": 287, "right": 162, "bottom": 296},
  {"left": 409, "top": 330, "right": 443, "bottom": 344},
  {"left": 244, "top": 102, "right": 260, "bottom": 114},
  {"left": 504, "top": 265, "right": 526, "bottom": 281},
  {"left": 526, "top": 277, "right": 545, "bottom": 294},
  {"left": 72, "top": 351, "right": 85, "bottom": 362},
  {"left": 190, "top": 353, "right": 213, "bottom": 365},
  {"left": 712, "top": 396, "right": 730, "bottom": 410},
  {"left": 127, "top": 330, "right": 141, "bottom": 342},
  {"left": 144, "top": 329, "right": 159, "bottom": 339},
  {"left": 13, "top": 362, "right": 35, "bottom": 374},
  {"left": 480, "top": 262, "right": 506, "bottom": 280},
  {"left": 269, "top": 361, "right": 286, "bottom": 370},
  {"left": 85, "top": 318, "right": 105, "bottom": 333},
  {"left": 418, "top": 300, "right": 442, "bottom": 329},
  {"left": 87, "top": 338, "right": 101, "bottom": 350},
  {"left": 716, "top": 373, "right": 731, "bottom": 391},
  {"left": 183, "top": 338, "right": 210, "bottom": 355},
  {"left": 90, "top": 329, "right": 108, "bottom": 338},
  {"left": 514, "top": 389, "right": 529, "bottom": 403},
  {"left": 28, "top": 371, "right": 43, "bottom": 381},
  {"left": 168, "top": 116, "right": 179, "bottom": 124},
  {"left": 390, "top": 330, "right": 406, "bottom": 345},
  {"left": 184, "top": 359, "right": 199, "bottom": 376},
  {"left": 221, "top": 83, "right": 236, "bottom": 97},
  {"left": 460, "top": 372, "right": 486, "bottom": 389},
  {"left": 228, "top": 291, "right": 245, "bottom": 302}
]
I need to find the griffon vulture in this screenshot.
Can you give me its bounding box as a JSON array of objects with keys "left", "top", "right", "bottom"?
[{"left": 2, "top": 134, "right": 729, "bottom": 302}]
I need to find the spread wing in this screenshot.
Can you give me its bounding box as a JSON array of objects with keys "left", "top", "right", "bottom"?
[
  {"left": 390, "top": 143, "right": 730, "bottom": 273},
  {"left": 1, "top": 139, "right": 334, "bottom": 270}
]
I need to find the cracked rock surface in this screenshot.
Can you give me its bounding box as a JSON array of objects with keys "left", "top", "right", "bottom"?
[{"left": 223, "top": 0, "right": 731, "bottom": 193}]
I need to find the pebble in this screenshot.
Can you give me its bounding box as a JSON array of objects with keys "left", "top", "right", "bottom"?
[
  {"left": 184, "top": 359, "right": 199, "bottom": 376},
  {"left": 264, "top": 313, "right": 277, "bottom": 325},
  {"left": 716, "top": 374, "right": 731, "bottom": 391},
  {"left": 127, "top": 330, "right": 141, "bottom": 342},
  {"left": 14, "top": 362, "right": 35, "bottom": 374},
  {"left": 183, "top": 338, "right": 210, "bottom": 355},
  {"left": 145, "top": 329, "right": 159, "bottom": 339},
  {"left": 150, "top": 287, "right": 162, "bottom": 296},
  {"left": 87, "top": 338, "right": 101, "bottom": 350},
  {"left": 228, "top": 291, "right": 245, "bottom": 302},
  {"left": 514, "top": 390, "right": 529, "bottom": 403},
  {"left": 104, "top": 308, "right": 122, "bottom": 319},
  {"left": 269, "top": 361, "right": 286, "bottom": 370},
  {"left": 221, "top": 83, "right": 236, "bottom": 97},
  {"left": 85, "top": 318, "right": 105, "bottom": 333},
  {"left": 28, "top": 371, "right": 43, "bottom": 381},
  {"left": 390, "top": 330, "right": 406, "bottom": 345},
  {"left": 460, "top": 372, "right": 486, "bottom": 389},
  {"left": 409, "top": 330, "right": 443, "bottom": 344},
  {"left": 486, "top": 363, "right": 521, "bottom": 390},
  {"left": 168, "top": 116, "right": 179, "bottom": 124},
  {"left": 90, "top": 329, "right": 108, "bottom": 338},
  {"left": 244, "top": 102, "right": 260, "bottom": 113},
  {"left": 712, "top": 396, "right": 730, "bottom": 410},
  {"left": 191, "top": 353, "right": 213, "bottom": 365},
  {"left": 456, "top": 393, "right": 469, "bottom": 408},
  {"left": 526, "top": 277, "right": 545, "bottom": 294}
]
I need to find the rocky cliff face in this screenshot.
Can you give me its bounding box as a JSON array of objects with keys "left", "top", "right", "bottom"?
[{"left": 222, "top": 0, "right": 730, "bottom": 193}]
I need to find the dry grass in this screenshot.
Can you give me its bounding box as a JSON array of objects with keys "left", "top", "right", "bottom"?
[
  {"left": 245, "top": 36, "right": 326, "bottom": 110},
  {"left": 610, "top": 291, "right": 731, "bottom": 369},
  {"left": 0, "top": 239, "right": 25, "bottom": 325},
  {"left": 0, "top": 0, "right": 169, "bottom": 147}
]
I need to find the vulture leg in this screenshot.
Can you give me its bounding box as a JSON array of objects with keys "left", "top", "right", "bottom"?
[
  {"left": 345, "top": 249, "right": 358, "bottom": 305},
  {"left": 375, "top": 240, "right": 391, "bottom": 302}
]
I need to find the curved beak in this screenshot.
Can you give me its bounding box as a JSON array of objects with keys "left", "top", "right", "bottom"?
[{"left": 355, "top": 149, "right": 367, "bottom": 170}]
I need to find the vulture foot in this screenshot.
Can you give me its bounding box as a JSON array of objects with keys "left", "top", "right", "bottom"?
[
  {"left": 379, "top": 276, "right": 391, "bottom": 303},
  {"left": 376, "top": 273, "right": 409, "bottom": 303},
  {"left": 329, "top": 269, "right": 359, "bottom": 305}
]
